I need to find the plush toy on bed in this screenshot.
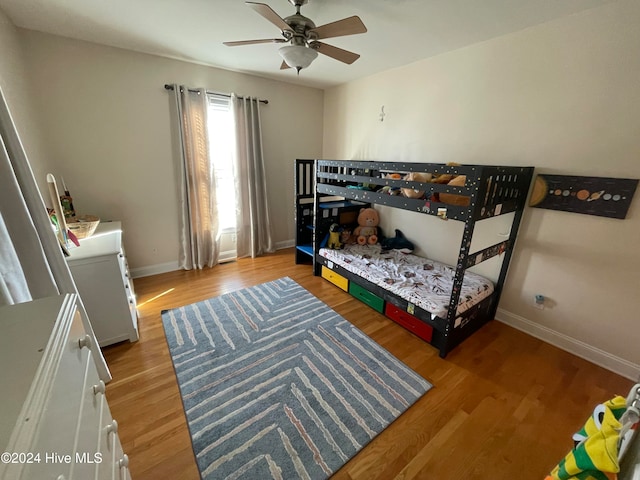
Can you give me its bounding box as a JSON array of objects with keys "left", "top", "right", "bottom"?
[
  {"left": 439, "top": 175, "right": 470, "bottom": 206},
  {"left": 401, "top": 172, "right": 432, "bottom": 199},
  {"left": 327, "top": 223, "right": 343, "bottom": 249},
  {"left": 353, "top": 208, "right": 379, "bottom": 245},
  {"left": 340, "top": 227, "right": 355, "bottom": 245},
  {"left": 378, "top": 173, "right": 403, "bottom": 196},
  {"left": 380, "top": 229, "right": 415, "bottom": 253}
]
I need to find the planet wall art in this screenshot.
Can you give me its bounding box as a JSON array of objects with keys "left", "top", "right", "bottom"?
[{"left": 529, "top": 174, "right": 638, "bottom": 219}]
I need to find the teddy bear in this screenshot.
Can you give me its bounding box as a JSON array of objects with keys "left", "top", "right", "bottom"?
[{"left": 353, "top": 208, "right": 379, "bottom": 245}]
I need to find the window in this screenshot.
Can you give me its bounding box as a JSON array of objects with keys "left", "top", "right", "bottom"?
[{"left": 206, "top": 94, "right": 236, "bottom": 232}]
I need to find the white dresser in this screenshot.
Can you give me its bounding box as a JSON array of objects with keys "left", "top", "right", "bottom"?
[
  {"left": 0, "top": 294, "right": 131, "bottom": 480},
  {"left": 66, "top": 222, "right": 138, "bottom": 347}
]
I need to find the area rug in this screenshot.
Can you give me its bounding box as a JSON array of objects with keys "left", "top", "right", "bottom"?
[{"left": 161, "top": 277, "right": 432, "bottom": 480}]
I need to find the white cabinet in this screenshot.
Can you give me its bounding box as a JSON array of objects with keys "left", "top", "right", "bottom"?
[
  {"left": 66, "top": 221, "right": 138, "bottom": 347},
  {"left": 0, "top": 294, "right": 131, "bottom": 479}
]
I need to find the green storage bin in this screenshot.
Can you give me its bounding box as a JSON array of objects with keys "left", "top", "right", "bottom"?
[{"left": 349, "top": 282, "right": 384, "bottom": 313}]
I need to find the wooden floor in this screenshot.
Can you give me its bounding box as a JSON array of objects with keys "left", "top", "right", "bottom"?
[{"left": 102, "top": 248, "right": 632, "bottom": 480}]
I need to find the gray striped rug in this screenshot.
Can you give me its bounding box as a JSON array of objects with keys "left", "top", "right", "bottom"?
[{"left": 161, "top": 277, "right": 431, "bottom": 479}]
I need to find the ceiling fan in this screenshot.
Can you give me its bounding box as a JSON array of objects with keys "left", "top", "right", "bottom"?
[{"left": 223, "top": 0, "right": 367, "bottom": 74}]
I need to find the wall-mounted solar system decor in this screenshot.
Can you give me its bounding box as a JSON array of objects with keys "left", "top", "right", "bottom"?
[{"left": 529, "top": 174, "right": 638, "bottom": 219}]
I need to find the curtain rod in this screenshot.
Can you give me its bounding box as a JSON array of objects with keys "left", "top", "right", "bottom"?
[{"left": 164, "top": 84, "right": 268, "bottom": 105}]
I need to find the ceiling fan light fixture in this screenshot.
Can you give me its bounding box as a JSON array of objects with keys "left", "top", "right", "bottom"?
[{"left": 278, "top": 45, "right": 318, "bottom": 72}]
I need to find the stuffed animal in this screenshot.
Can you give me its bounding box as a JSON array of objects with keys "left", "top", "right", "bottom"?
[
  {"left": 353, "top": 208, "right": 379, "bottom": 245},
  {"left": 340, "top": 227, "right": 354, "bottom": 245},
  {"left": 327, "top": 223, "right": 343, "bottom": 249},
  {"left": 432, "top": 162, "right": 462, "bottom": 184},
  {"left": 380, "top": 229, "right": 415, "bottom": 253},
  {"left": 401, "top": 172, "right": 432, "bottom": 199},
  {"left": 439, "top": 175, "right": 470, "bottom": 206}
]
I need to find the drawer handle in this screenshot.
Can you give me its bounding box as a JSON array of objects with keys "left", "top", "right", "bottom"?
[
  {"left": 92, "top": 380, "right": 106, "bottom": 396},
  {"left": 78, "top": 335, "right": 92, "bottom": 350},
  {"left": 118, "top": 454, "right": 129, "bottom": 469},
  {"left": 106, "top": 419, "right": 119, "bottom": 435}
]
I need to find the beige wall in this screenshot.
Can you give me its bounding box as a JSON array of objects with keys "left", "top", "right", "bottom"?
[
  {"left": 19, "top": 30, "right": 324, "bottom": 273},
  {"left": 323, "top": 0, "right": 640, "bottom": 374},
  {"left": 0, "top": 10, "right": 51, "bottom": 194},
  {"left": 4, "top": 1, "right": 639, "bottom": 374}
]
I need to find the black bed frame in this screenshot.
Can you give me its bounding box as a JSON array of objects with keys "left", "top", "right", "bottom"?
[{"left": 311, "top": 160, "right": 534, "bottom": 358}]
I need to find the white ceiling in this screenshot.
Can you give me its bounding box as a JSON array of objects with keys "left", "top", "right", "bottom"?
[{"left": 0, "top": 0, "right": 614, "bottom": 89}]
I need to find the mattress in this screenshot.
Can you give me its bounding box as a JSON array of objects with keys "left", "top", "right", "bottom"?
[{"left": 319, "top": 244, "right": 494, "bottom": 319}]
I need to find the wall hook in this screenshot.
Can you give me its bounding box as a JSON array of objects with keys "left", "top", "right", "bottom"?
[{"left": 379, "top": 105, "right": 385, "bottom": 122}]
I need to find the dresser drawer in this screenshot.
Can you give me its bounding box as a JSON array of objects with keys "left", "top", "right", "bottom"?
[
  {"left": 385, "top": 303, "right": 433, "bottom": 343},
  {"left": 21, "top": 309, "right": 90, "bottom": 479},
  {"left": 96, "top": 389, "right": 130, "bottom": 480},
  {"left": 95, "top": 394, "right": 115, "bottom": 480},
  {"left": 349, "top": 282, "right": 384, "bottom": 313},
  {"left": 321, "top": 265, "right": 348, "bottom": 291},
  {"left": 70, "top": 350, "right": 106, "bottom": 479}
]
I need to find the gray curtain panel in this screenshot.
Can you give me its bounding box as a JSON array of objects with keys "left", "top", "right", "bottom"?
[
  {"left": 231, "top": 94, "right": 274, "bottom": 258},
  {"left": 171, "top": 85, "right": 220, "bottom": 270}
]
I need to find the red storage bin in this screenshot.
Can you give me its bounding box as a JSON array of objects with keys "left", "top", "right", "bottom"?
[{"left": 385, "top": 303, "right": 433, "bottom": 343}]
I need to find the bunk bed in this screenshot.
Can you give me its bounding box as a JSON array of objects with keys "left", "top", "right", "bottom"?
[{"left": 311, "top": 160, "right": 534, "bottom": 358}]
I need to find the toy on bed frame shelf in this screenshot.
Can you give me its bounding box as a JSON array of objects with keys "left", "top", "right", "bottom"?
[{"left": 311, "top": 159, "right": 534, "bottom": 358}]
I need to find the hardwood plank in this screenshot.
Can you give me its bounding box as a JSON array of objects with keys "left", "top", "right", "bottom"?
[{"left": 101, "top": 248, "right": 633, "bottom": 480}]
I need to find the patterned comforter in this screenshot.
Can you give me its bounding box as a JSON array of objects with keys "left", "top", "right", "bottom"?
[{"left": 319, "top": 244, "right": 494, "bottom": 319}]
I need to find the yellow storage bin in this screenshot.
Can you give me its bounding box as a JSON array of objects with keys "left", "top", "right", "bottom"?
[{"left": 321, "top": 265, "right": 349, "bottom": 291}]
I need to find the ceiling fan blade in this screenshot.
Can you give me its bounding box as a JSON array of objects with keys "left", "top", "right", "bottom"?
[
  {"left": 280, "top": 60, "right": 291, "bottom": 70},
  {"left": 223, "top": 38, "right": 285, "bottom": 47},
  {"left": 246, "top": 2, "right": 291, "bottom": 33},
  {"left": 313, "top": 42, "right": 360, "bottom": 64},
  {"left": 309, "top": 16, "right": 367, "bottom": 40}
]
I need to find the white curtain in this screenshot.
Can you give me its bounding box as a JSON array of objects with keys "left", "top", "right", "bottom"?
[
  {"left": 171, "top": 85, "right": 220, "bottom": 270},
  {"left": 231, "top": 94, "right": 274, "bottom": 258},
  {"left": 0, "top": 87, "right": 111, "bottom": 381},
  {"left": 0, "top": 212, "right": 31, "bottom": 305}
]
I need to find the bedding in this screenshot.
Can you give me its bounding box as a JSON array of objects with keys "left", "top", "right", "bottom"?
[{"left": 319, "top": 244, "right": 494, "bottom": 319}]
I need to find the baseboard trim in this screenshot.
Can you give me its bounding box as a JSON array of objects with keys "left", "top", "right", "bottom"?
[
  {"left": 218, "top": 250, "right": 237, "bottom": 264},
  {"left": 495, "top": 308, "right": 640, "bottom": 381},
  {"left": 276, "top": 239, "right": 294, "bottom": 250},
  {"left": 131, "top": 242, "right": 294, "bottom": 278},
  {"left": 130, "top": 261, "right": 179, "bottom": 279}
]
